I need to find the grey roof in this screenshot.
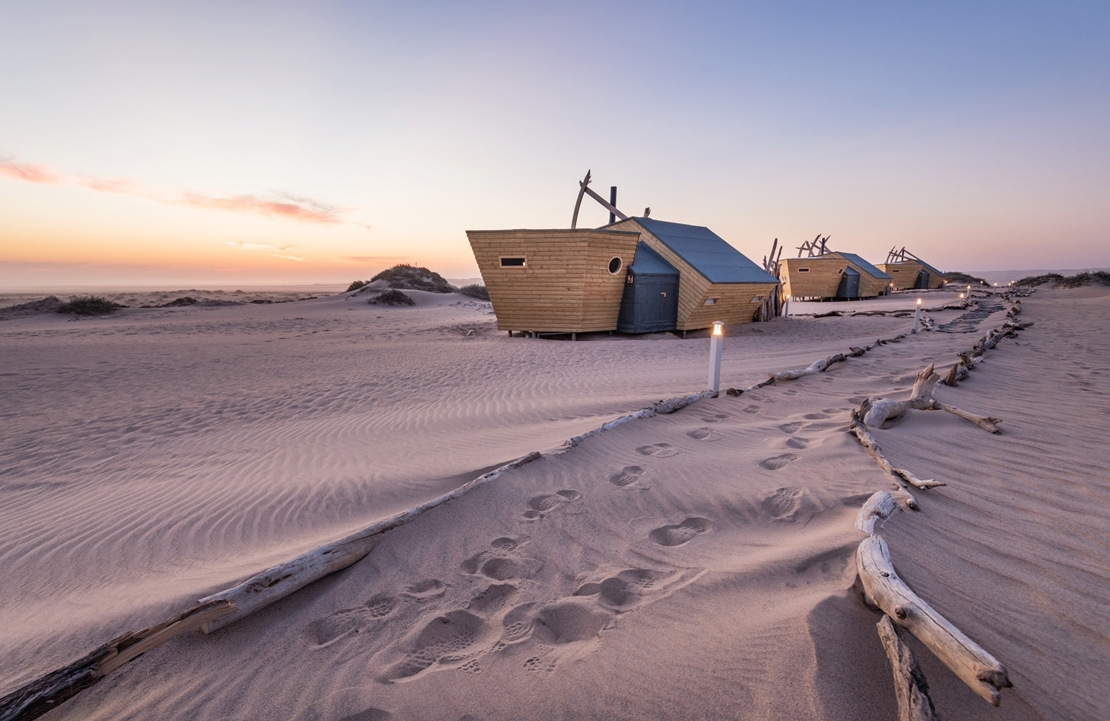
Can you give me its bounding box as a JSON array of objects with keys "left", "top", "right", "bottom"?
[
  {"left": 836, "top": 252, "right": 891, "bottom": 280},
  {"left": 633, "top": 217, "right": 776, "bottom": 284},
  {"left": 628, "top": 241, "right": 678, "bottom": 277},
  {"left": 915, "top": 258, "right": 944, "bottom": 277}
]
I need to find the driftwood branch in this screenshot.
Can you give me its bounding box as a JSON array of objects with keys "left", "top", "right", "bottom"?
[
  {"left": 200, "top": 451, "right": 542, "bottom": 632},
  {"left": 849, "top": 412, "right": 944, "bottom": 492},
  {"left": 770, "top": 352, "right": 846, "bottom": 382},
  {"left": 0, "top": 600, "right": 235, "bottom": 721},
  {"left": 856, "top": 490, "right": 898, "bottom": 534},
  {"left": 860, "top": 363, "right": 1001, "bottom": 433},
  {"left": 877, "top": 615, "right": 940, "bottom": 721},
  {"left": 857, "top": 535, "right": 1011, "bottom": 706}
]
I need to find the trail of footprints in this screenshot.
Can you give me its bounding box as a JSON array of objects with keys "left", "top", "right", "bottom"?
[{"left": 305, "top": 401, "right": 852, "bottom": 703}]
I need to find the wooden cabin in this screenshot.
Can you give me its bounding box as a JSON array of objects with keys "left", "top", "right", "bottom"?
[
  {"left": 608, "top": 218, "right": 777, "bottom": 332},
  {"left": 879, "top": 258, "right": 945, "bottom": 290},
  {"left": 779, "top": 252, "right": 891, "bottom": 301},
  {"left": 466, "top": 228, "right": 641, "bottom": 335},
  {"left": 466, "top": 218, "right": 777, "bottom": 335}
]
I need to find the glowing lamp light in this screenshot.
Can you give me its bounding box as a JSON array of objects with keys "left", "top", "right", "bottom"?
[
  {"left": 913, "top": 298, "right": 922, "bottom": 333},
  {"left": 707, "top": 322, "right": 724, "bottom": 394}
]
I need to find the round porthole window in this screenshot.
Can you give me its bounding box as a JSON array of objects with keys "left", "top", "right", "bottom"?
[{"left": 608, "top": 257, "right": 623, "bottom": 274}]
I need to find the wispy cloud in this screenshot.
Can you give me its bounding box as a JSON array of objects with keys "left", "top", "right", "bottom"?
[
  {"left": 225, "top": 240, "right": 306, "bottom": 262},
  {"left": 0, "top": 156, "right": 367, "bottom": 229}
]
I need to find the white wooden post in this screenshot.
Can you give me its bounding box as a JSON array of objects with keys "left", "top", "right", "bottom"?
[
  {"left": 708, "top": 321, "right": 723, "bottom": 393},
  {"left": 913, "top": 298, "right": 922, "bottom": 333}
]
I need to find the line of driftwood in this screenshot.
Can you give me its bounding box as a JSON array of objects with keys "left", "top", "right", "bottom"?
[
  {"left": 0, "top": 601, "right": 235, "bottom": 721},
  {"left": 849, "top": 293, "right": 1031, "bottom": 717},
  {"left": 726, "top": 336, "right": 904, "bottom": 396},
  {"left": 0, "top": 383, "right": 731, "bottom": 721},
  {"left": 805, "top": 297, "right": 970, "bottom": 320},
  {"left": 0, "top": 451, "right": 542, "bottom": 721}
]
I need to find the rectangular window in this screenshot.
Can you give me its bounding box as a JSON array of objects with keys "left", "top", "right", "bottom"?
[
  {"left": 499, "top": 256, "right": 526, "bottom": 267},
  {"left": 704, "top": 298, "right": 718, "bottom": 306},
  {"left": 751, "top": 295, "right": 763, "bottom": 303},
  {"left": 798, "top": 268, "right": 810, "bottom": 272}
]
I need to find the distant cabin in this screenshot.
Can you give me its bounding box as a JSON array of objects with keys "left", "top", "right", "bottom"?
[
  {"left": 779, "top": 252, "right": 892, "bottom": 301},
  {"left": 879, "top": 258, "right": 945, "bottom": 290},
  {"left": 466, "top": 218, "right": 777, "bottom": 336}
]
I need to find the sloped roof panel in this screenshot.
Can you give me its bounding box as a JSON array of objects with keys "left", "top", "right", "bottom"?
[
  {"left": 634, "top": 217, "right": 776, "bottom": 284},
  {"left": 629, "top": 241, "right": 679, "bottom": 277},
  {"left": 836, "top": 252, "right": 891, "bottom": 280}
]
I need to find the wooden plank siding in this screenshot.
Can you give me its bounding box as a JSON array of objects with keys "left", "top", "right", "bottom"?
[
  {"left": 466, "top": 229, "right": 640, "bottom": 333},
  {"left": 779, "top": 256, "right": 849, "bottom": 300},
  {"left": 780, "top": 253, "right": 890, "bottom": 300},
  {"left": 879, "top": 261, "right": 946, "bottom": 290},
  {"left": 609, "top": 219, "right": 775, "bottom": 331}
]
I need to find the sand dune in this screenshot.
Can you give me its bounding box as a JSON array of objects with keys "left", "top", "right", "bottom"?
[{"left": 1, "top": 286, "right": 1107, "bottom": 720}]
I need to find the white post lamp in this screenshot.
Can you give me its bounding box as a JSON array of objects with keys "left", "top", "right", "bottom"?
[{"left": 708, "top": 321, "right": 724, "bottom": 394}]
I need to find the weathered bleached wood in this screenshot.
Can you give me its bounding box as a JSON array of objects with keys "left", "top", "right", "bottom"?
[
  {"left": 200, "top": 451, "right": 542, "bottom": 632},
  {"left": 0, "top": 600, "right": 235, "bottom": 721},
  {"left": 849, "top": 415, "right": 945, "bottom": 491},
  {"left": 856, "top": 491, "right": 897, "bottom": 534},
  {"left": 770, "top": 352, "right": 846, "bottom": 381},
  {"left": 857, "top": 535, "right": 1011, "bottom": 706},
  {"left": 861, "top": 364, "right": 1001, "bottom": 433},
  {"left": 876, "top": 615, "right": 940, "bottom": 721},
  {"left": 934, "top": 402, "right": 1002, "bottom": 434},
  {"left": 861, "top": 364, "right": 940, "bottom": 427}
]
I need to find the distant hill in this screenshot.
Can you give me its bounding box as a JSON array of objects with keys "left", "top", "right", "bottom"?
[{"left": 369, "top": 265, "right": 455, "bottom": 293}]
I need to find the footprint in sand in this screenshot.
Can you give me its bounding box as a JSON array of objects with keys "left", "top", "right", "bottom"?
[
  {"left": 803, "top": 412, "right": 828, "bottom": 420},
  {"left": 600, "top": 571, "right": 658, "bottom": 611},
  {"left": 778, "top": 422, "right": 803, "bottom": 434},
  {"left": 762, "top": 487, "right": 803, "bottom": 520},
  {"left": 687, "top": 427, "right": 719, "bottom": 441},
  {"left": 636, "top": 443, "right": 678, "bottom": 458},
  {"left": 742, "top": 404, "right": 761, "bottom": 414},
  {"left": 379, "top": 610, "right": 492, "bottom": 682},
  {"left": 609, "top": 465, "right": 645, "bottom": 487},
  {"left": 760, "top": 453, "right": 798, "bottom": 470},
  {"left": 785, "top": 437, "right": 810, "bottom": 449},
  {"left": 523, "top": 489, "right": 582, "bottom": 520},
  {"left": 462, "top": 538, "right": 542, "bottom": 581},
  {"left": 307, "top": 593, "right": 398, "bottom": 646},
  {"left": 782, "top": 389, "right": 799, "bottom": 396},
  {"left": 648, "top": 517, "right": 714, "bottom": 547},
  {"left": 701, "top": 413, "right": 730, "bottom": 423},
  {"left": 403, "top": 579, "right": 448, "bottom": 601},
  {"left": 467, "top": 583, "right": 517, "bottom": 615}
]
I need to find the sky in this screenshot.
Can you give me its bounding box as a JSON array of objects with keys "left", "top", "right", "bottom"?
[{"left": 2, "top": 1, "right": 1108, "bottom": 288}]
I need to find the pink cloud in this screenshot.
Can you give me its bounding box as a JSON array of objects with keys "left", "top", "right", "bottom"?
[
  {"left": 0, "top": 158, "right": 65, "bottom": 184},
  {"left": 0, "top": 155, "right": 363, "bottom": 228},
  {"left": 181, "top": 191, "right": 344, "bottom": 224}
]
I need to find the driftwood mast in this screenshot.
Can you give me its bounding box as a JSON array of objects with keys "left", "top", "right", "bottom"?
[{"left": 570, "top": 170, "right": 628, "bottom": 229}]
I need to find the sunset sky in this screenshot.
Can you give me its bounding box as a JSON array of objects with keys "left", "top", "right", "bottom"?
[{"left": 2, "top": 1, "right": 1108, "bottom": 288}]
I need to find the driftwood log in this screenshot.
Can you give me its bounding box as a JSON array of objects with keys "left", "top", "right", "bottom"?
[
  {"left": 200, "top": 450, "right": 542, "bottom": 632},
  {"left": 860, "top": 364, "right": 1001, "bottom": 433},
  {"left": 876, "top": 615, "right": 940, "bottom": 721},
  {"left": 770, "top": 352, "right": 846, "bottom": 382},
  {"left": 849, "top": 411, "right": 943, "bottom": 492},
  {"left": 857, "top": 535, "right": 1011, "bottom": 706},
  {"left": 0, "top": 600, "right": 235, "bottom": 721},
  {"left": 856, "top": 490, "right": 898, "bottom": 534}
]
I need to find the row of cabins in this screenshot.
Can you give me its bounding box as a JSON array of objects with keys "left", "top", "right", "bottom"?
[{"left": 467, "top": 219, "right": 942, "bottom": 336}]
